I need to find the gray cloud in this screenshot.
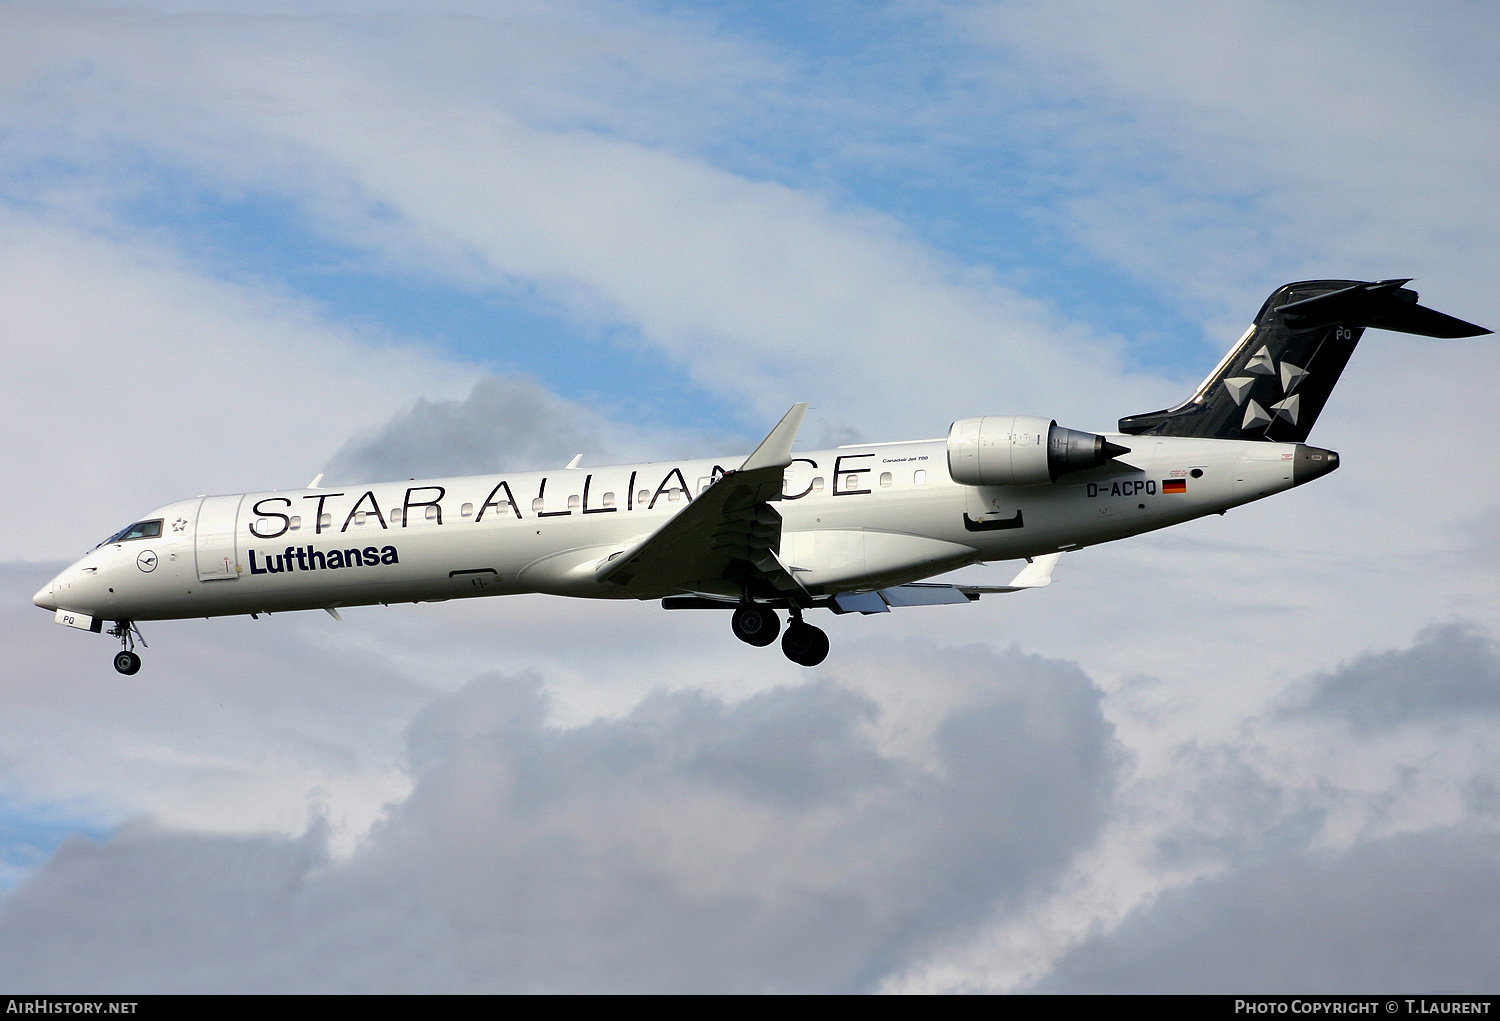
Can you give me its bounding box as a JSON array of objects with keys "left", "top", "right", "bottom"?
[
  {"left": 1149, "top": 742, "right": 1325, "bottom": 873},
  {"left": 1279, "top": 622, "right": 1500, "bottom": 731},
  {"left": 324, "top": 375, "right": 613, "bottom": 483},
  {"left": 324, "top": 373, "right": 748, "bottom": 486},
  {"left": 1033, "top": 827, "right": 1500, "bottom": 993},
  {"left": 0, "top": 644, "right": 1117, "bottom": 992}
]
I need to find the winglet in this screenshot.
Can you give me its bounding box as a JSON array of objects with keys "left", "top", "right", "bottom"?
[
  {"left": 565, "top": 454, "right": 583, "bottom": 469},
  {"left": 739, "top": 403, "right": 809, "bottom": 473},
  {"left": 307, "top": 473, "right": 324, "bottom": 489},
  {"left": 1005, "top": 552, "right": 1061, "bottom": 589}
]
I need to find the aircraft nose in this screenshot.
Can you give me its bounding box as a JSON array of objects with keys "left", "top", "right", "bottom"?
[{"left": 33, "top": 579, "right": 57, "bottom": 610}]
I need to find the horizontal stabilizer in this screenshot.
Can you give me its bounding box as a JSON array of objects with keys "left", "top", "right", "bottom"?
[
  {"left": 1370, "top": 302, "right": 1492, "bottom": 339},
  {"left": 1274, "top": 279, "right": 1490, "bottom": 338}
]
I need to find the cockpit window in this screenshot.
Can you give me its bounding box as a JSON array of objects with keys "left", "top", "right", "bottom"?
[{"left": 100, "top": 519, "right": 163, "bottom": 545}]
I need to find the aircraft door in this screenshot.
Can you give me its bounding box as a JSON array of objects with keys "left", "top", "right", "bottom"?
[{"left": 195, "top": 495, "right": 244, "bottom": 581}]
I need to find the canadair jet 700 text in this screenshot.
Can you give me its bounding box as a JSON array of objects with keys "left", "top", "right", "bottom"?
[{"left": 34, "top": 279, "right": 1489, "bottom": 673}]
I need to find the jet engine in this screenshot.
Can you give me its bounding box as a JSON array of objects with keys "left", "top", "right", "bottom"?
[{"left": 946, "top": 416, "right": 1130, "bottom": 486}]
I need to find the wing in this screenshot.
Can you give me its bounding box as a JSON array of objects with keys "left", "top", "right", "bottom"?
[{"left": 596, "top": 404, "right": 808, "bottom": 599}]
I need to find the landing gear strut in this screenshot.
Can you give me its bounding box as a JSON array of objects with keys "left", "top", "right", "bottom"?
[{"left": 108, "top": 621, "right": 145, "bottom": 675}]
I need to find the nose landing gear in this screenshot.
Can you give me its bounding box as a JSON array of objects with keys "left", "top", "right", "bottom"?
[
  {"left": 729, "top": 603, "right": 829, "bottom": 666},
  {"left": 107, "top": 621, "right": 146, "bottom": 675}
]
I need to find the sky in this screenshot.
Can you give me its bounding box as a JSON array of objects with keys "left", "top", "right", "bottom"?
[{"left": 0, "top": 0, "right": 1497, "bottom": 993}]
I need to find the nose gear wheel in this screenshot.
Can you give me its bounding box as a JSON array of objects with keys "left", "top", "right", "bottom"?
[{"left": 107, "top": 621, "right": 146, "bottom": 674}]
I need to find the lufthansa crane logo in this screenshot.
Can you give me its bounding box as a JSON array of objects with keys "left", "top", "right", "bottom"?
[{"left": 136, "top": 550, "right": 158, "bottom": 573}]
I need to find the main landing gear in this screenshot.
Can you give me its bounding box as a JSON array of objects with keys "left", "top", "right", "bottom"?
[
  {"left": 731, "top": 604, "right": 780, "bottom": 646},
  {"left": 731, "top": 604, "right": 828, "bottom": 667},
  {"left": 108, "top": 620, "right": 145, "bottom": 675}
]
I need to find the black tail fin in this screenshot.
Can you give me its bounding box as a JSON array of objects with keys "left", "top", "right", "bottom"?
[{"left": 1118, "top": 279, "right": 1490, "bottom": 442}]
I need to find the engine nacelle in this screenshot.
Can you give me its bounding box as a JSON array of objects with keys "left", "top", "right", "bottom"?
[{"left": 947, "top": 416, "right": 1130, "bottom": 486}]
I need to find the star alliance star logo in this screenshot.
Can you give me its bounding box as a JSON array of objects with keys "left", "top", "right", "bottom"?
[
  {"left": 172, "top": 517, "right": 189, "bottom": 533},
  {"left": 1222, "top": 345, "right": 1309, "bottom": 432}
]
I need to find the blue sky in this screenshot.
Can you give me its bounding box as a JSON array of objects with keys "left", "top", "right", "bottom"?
[{"left": 0, "top": 0, "right": 1497, "bottom": 992}]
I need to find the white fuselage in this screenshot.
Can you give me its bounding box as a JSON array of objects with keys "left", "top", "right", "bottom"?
[{"left": 34, "top": 434, "right": 1304, "bottom": 623}]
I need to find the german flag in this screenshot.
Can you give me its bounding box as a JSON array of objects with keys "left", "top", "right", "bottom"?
[{"left": 1162, "top": 479, "right": 1187, "bottom": 494}]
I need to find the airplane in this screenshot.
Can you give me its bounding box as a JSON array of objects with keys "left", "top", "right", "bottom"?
[{"left": 33, "top": 279, "right": 1490, "bottom": 673}]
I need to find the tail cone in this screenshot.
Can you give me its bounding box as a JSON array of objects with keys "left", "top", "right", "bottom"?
[{"left": 1292, "top": 444, "right": 1340, "bottom": 486}]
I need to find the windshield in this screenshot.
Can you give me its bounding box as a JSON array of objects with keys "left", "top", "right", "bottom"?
[{"left": 98, "top": 519, "right": 164, "bottom": 547}]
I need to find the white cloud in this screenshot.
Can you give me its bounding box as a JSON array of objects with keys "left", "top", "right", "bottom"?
[
  {"left": 953, "top": 0, "right": 1500, "bottom": 321},
  {"left": 0, "top": 205, "right": 476, "bottom": 560},
  {"left": 0, "top": 3, "right": 1166, "bottom": 441}
]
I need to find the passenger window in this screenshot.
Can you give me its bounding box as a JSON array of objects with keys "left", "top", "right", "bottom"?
[
  {"left": 461, "top": 502, "right": 474, "bottom": 518},
  {"left": 638, "top": 490, "right": 649, "bottom": 506},
  {"left": 256, "top": 518, "right": 276, "bottom": 533},
  {"left": 289, "top": 515, "right": 301, "bottom": 530},
  {"left": 668, "top": 489, "right": 681, "bottom": 503},
  {"left": 319, "top": 513, "right": 332, "bottom": 529},
  {"left": 698, "top": 477, "right": 711, "bottom": 493},
  {"left": 567, "top": 495, "right": 580, "bottom": 510},
  {"left": 601, "top": 492, "right": 615, "bottom": 508},
  {"left": 533, "top": 497, "right": 545, "bottom": 513},
  {"left": 390, "top": 509, "right": 402, "bottom": 524},
  {"left": 426, "top": 505, "right": 439, "bottom": 521},
  {"left": 353, "top": 511, "right": 366, "bottom": 526},
  {"left": 914, "top": 470, "right": 926, "bottom": 485},
  {"left": 812, "top": 477, "right": 825, "bottom": 492},
  {"left": 880, "top": 472, "right": 892, "bottom": 487},
  {"left": 844, "top": 474, "right": 859, "bottom": 489}
]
